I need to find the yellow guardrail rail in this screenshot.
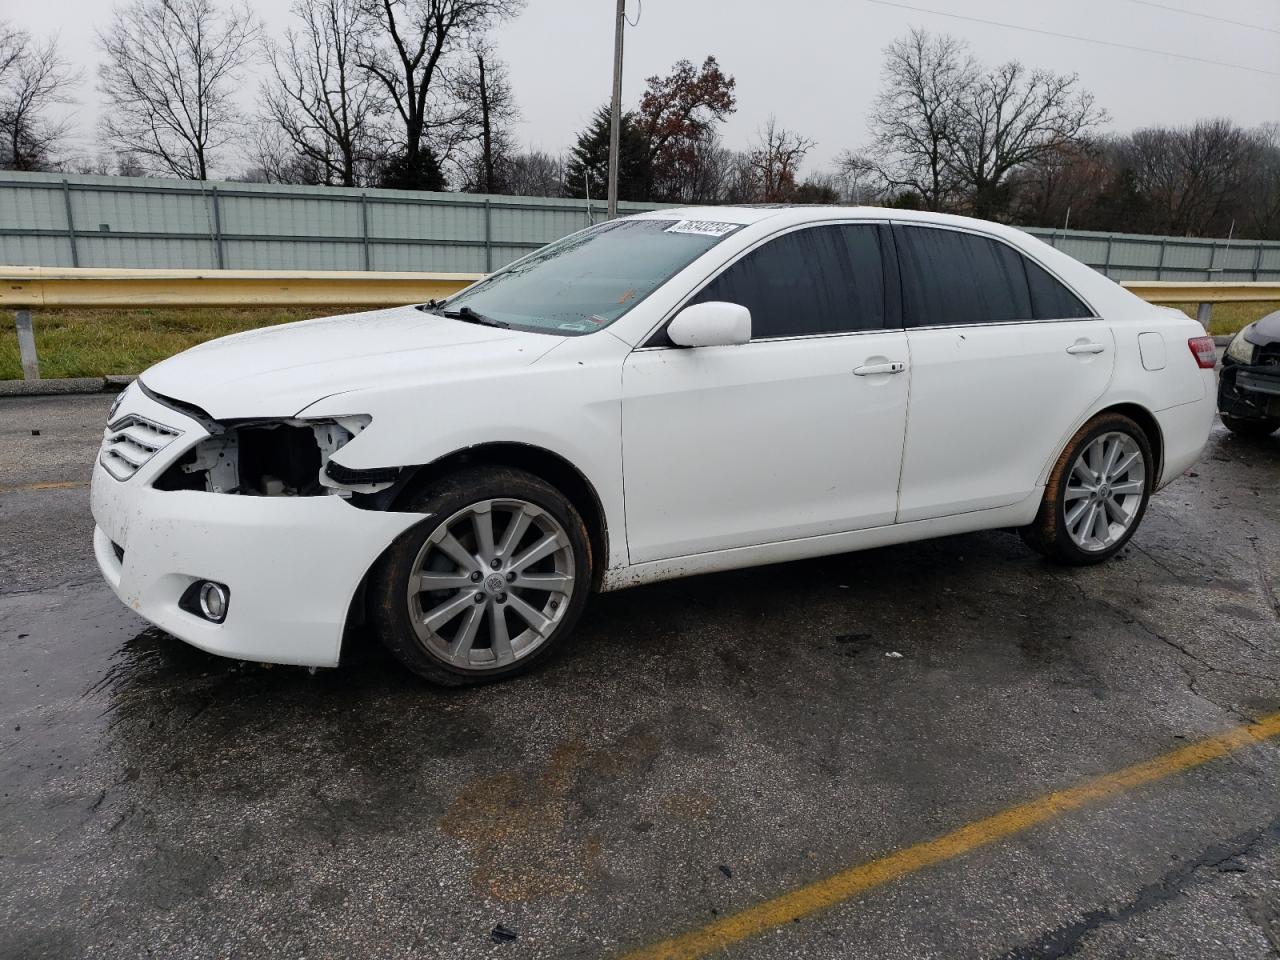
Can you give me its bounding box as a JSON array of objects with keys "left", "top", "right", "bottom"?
[
  {"left": 0, "top": 265, "right": 482, "bottom": 308},
  {"left": 3, "top": 267, "right": 1279, "bottom": 382},
  {"left": 1118, "top": 281, "right": 1280, "bottom": 304}
]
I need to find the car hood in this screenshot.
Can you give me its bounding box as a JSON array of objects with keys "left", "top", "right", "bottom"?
[
  {"left": 140, "top": 305, "right": 566, "bottom": 420},
  {"left": 1245, "top": 309, "right": 1280, "bottom": 346}
]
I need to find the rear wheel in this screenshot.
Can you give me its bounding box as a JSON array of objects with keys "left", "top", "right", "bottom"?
[
  {"left": 1021, "top": 412, "right": 1153, "bottom": 565},
  {"left": 1221, "top": 413, "right": 1279, "bottom": 439},
  {"left": 369, "top": 466, "right": 592, "bottom": 685}
]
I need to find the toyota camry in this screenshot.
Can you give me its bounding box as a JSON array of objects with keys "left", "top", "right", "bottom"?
[{"left": 91, "top": 206, "right": 1217, "bottom": 684}]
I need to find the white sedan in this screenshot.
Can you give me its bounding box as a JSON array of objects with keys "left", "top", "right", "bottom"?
[{"left": 91, "top": 206, "right": 1217, "bottom": 684}]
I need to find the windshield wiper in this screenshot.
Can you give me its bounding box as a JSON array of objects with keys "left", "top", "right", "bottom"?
[{"left": 419, "top": 303, "right": 509, "bottom": 328}]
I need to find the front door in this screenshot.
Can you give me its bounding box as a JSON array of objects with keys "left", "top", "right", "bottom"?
[{"left": 621, "top": 223, "right": 911, "bottom": 564}]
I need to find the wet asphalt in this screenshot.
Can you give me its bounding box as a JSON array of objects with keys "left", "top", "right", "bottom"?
[{"left": 1, "top": 393, "right": 1278, "bottom": 960}]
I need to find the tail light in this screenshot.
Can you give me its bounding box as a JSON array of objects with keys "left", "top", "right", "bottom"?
[{"left": 1187, "top": 336, "right": 1216, "bottom": 369}]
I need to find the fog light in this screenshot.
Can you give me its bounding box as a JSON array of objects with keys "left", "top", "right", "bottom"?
[{"left": 197, "top": 581, "right": 230, "bottom": 622}]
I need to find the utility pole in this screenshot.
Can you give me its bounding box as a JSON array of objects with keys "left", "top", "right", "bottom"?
[
  {"left": 478, "top": 52, "right": 493, "bottom": 194},
  {"left": 606, "top": 0, "right": 626, "bottom": 219}
]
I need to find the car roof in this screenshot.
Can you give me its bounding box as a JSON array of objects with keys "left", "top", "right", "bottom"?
[
  {"left": 628, "top": 206, "right": 788, "bottom": 225},
  {"left": 628, "top": 205, "right": 1038, "bottom": 241},
  {"left": 625, "top": 204, "right": 1141, "bottom": 318}
]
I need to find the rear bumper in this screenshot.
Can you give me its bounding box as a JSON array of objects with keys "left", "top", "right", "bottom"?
[
  {"left": 1155, "top": 392, "right": 1215, "bottom": 489},
  {"left": 90, "top": 390, "right": 422, "bottom": 668}
]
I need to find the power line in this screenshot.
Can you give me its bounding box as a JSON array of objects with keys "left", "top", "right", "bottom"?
[
  {"left": 1122, "top": 0, "right": 1280, "bottom": 37},
  {"left": 861, "top": 0, "right": 1280, "bottom": 78}
]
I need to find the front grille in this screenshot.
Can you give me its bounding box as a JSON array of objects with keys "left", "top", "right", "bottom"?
[
  {"left": 100, "top": 415, "right": 182, "bottom": 481},
  {"left": 1258, "top": 343, "right": 1280, "bottom": 367}
]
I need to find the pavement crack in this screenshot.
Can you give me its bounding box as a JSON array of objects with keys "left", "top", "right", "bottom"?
[
  {"left": 993, "top": 814, "right": 1280, "bottom": 960},
  {"left": 1085, "top": 592, "right": 1267, "bottom": 723},
  {"left": 1249, "top": 537, "right": 1280, "bottom": 623},
  {"left": 0, "top": 575, "right": 103, "bottom": 599},
  {"left": 1128, "top": 541, "right": 1180, "bottom": 579}
]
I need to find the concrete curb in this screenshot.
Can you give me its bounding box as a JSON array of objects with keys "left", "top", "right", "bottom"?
[{"left": 0, "top": 375, "right": 135, "bottom": 397}]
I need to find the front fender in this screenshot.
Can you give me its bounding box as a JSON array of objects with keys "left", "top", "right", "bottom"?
[{"left": 299, "top": 335, "right": 630, "bottom": 570}]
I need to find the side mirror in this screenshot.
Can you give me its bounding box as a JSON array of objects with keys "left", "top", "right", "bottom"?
[{"left": 667, "top": 301, "right": 751, "bottom": 348}]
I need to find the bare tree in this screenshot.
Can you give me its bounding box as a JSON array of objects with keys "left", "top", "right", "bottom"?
[
  {"left": 858, "top": 29, "right": 1105, "bottom": 217},
  {"left": 0, "top": 23, "right": 78, "bottom": 171},
  {"left": 452, "top": 40, "right": 518, "bottom": 191},
  {"left": 261, "top": 0, "right": 385, "bottom": 186},
  {"left": 1121, "top": 119, "right": 1260, "bottom": 236},
  {"left": 863, "top": 28, "right": 974, "bottom": 211},
  {"left": 832, "top": 152, "right": 888, "bottom": 205},
  {"left": 742, "top": 116, "right": 814, "bottom": 202},
  {"left": 357, "top": 0, "right": 522, "bottom": 189},
  {"left": 950, "top": 59, "right": 1108, "bottom": 219},
  {"left": 1243, "top": 123, "right": 1280, "bottom": 240},
  {"left": 671, "top": 132, "right": 737, "bottom": 204},
  {"left": 502, "top": 150, "right": 563, "bottom": 197},
  {"left": 98, "top": 0, "right": 261, "bottom": 180},
  {"left": 238, "top": 121, "right": 326, "bottom": 183},
  {"left": 1007, "top": 138, "right": 1107, "bottom": 228}
]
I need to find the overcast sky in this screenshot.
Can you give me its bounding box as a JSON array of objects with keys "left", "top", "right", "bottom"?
[{"left": 14, "top": 0, "right": 1280, "bottom": 177}]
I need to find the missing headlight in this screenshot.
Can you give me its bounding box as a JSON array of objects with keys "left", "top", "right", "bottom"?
[{"left": 155, "top": 416, "right": 380, "bottom": 496}]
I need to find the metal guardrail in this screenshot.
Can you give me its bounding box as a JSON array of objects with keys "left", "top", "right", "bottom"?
[
  {"left": 0, "top": 266, "right": 480, "bottom": 308},
  {"left": 3, "top": 268, "right": 1278, "bottom": 382},
  {"left": 1120, "top": 281, "right": 1280, "bottom": 329},
  {"left": 1118, "top": 281, "right": 1280, "bottom": 303},
  {"left": 3, "top": 266, "right": 481, "bottom": 380}
]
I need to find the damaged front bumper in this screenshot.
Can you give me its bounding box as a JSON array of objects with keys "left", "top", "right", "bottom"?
[
  {"left": 1218, "top": 360, "right": 1280, "bottom": 421},
  {"left": 90, "top": 385, "right": 422, "bottom": 667}
]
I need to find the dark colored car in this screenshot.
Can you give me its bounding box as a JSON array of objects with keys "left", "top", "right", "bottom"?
[{"left": 1219, "top": 309, "right": 1280, "bottom": 438}]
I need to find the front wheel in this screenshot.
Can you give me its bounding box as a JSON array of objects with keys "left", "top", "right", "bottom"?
[
  {"left": 369, "top": 466, "right": 592, "bottom": 686},
  {"left": 1021, "top": 412, "right": 1154, "bottom": 565}
]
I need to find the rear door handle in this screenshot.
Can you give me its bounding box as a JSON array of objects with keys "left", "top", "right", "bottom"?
[
  {"left": 1066, "top": 342, "right": 1106, "bottom": 355},
  {"left": 853, "top": 361, "right": 906, "bottom": 376}
]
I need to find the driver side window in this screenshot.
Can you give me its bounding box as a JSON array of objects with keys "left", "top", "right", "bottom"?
[{"left": 689, "top": 224, "right": 890, "bottom": 339}]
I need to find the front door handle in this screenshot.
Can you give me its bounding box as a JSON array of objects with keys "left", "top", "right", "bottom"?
[
  {"left": 1066, "top": 342, "right": 1106, "bottom": 355},
  {"left": 853, "top": 361, "right": 906, "bottom": 376}
]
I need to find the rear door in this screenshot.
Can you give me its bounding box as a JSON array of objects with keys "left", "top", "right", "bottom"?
[{"left": 893, "top": 224, "right": 1115, "bottom": 522}]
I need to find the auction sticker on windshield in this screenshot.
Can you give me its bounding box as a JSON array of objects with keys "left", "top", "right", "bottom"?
[{"left": 664, "top": 219, "right": 742, "bottom": 237}]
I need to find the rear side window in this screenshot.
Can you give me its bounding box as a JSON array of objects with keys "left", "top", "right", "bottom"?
[
  {"left": 896, "top": 225, "right": 1031, "bottom": 327},
  {"left": 1025, "top": 258, "right": 1093, "bottom": 319},
  {"left": 689, "top": 224, "right": 889, "bottom": 338}
]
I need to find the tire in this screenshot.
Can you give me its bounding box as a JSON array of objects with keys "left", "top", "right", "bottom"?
[
  {"left": 369, "top": 466, "right": 593, "bottom": 686},
  {"left": 1020, "top": 412, "right": 1154, "bottom": 566},
  {"left": 1221, "top": 413, "right": 1280, "bottom": 439}
]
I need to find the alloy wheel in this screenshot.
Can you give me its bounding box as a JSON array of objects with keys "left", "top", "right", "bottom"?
[
  {"left": 406, "top": 498, "right": 576, "bottom": 670},
  {"left": 1063, "top": 431, "right": 1146, "bottom": 553}
]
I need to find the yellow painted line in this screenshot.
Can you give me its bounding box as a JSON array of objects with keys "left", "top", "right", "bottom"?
[
  {"left": 0, "top": 480, "right": 88, "bottom": 494},
  {"left": 623, "top": 711, "right": 1280, "bottom": 960}
]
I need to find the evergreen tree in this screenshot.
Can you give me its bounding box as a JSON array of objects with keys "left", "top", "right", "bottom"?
[
  {"left": 564, "top": 105, "right": 651, "bottom": 202},
  {"left": 377, "top": 147, "right": 446, "bottom": 191}
]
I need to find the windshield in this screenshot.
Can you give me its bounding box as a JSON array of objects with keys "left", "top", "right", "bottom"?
[{"left": 440, "top": 218, "right": 742, "bottom": 334}]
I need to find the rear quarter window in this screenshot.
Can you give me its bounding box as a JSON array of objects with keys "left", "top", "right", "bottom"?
[{"left": 1024, "top": 258, "right": 1094, "bottom": 319}]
